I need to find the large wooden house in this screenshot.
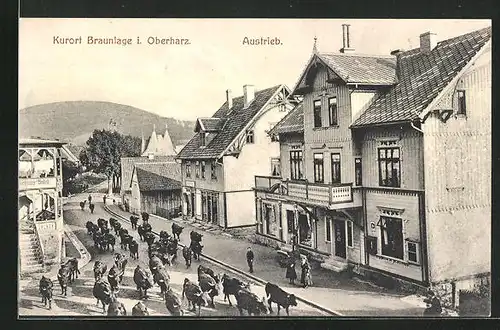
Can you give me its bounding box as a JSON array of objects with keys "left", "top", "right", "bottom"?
[
  {"left": 176, "top": 84, "right": 296, "bottom": 228},
  {"left": 254, "top": 25, "right": 491, "bottom": 308}
]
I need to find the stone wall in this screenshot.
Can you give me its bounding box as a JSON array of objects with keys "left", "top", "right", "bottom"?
[
  {"left": 432, "top": 273, "right": 490, "bottom": 310},
  {"left": 39, "top": 232, "right": 62, "bottom": 266}
]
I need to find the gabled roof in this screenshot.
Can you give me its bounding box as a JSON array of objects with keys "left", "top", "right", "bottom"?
[
  {"left": 141, "top": 125, "right": 176, "bottom": 157},
  {"left": 120, "top": 156, "right": 176, "bottom": 192},
  {"left": 268, "top": 102, "right": 304, "bottom": 136},
  {"left": 132, "top": 163, "right": 181, "bottom": 192},
  {"left": 195, "top": 118, "right": 226, "bottom": 132},
  {"left": 19, "top": 138, "right": 66, "bottom": 147},
  {"left": 351, "top": 26, "right": 491, "bottom": 127},
  {"left": 176, "top": 85, "right": 285, "bottom": 160}
]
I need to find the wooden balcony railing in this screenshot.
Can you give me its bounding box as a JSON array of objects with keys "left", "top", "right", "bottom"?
[{"left": 254, "top": 176, "right": 353, "bottom": 205}]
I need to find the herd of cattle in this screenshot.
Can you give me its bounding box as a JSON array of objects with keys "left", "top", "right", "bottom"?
[{"left": 37, "top": 215, "right": 299, "bottom": 316}]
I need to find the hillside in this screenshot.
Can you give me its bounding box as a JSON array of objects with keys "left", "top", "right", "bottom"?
[{"left": 19, "top": 101, "right": 195, "bottom": 147}]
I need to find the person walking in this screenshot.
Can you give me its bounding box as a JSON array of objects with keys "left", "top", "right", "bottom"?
[
  {"left": 423, "top": 289, "right": 442, "bottom": 316},
  {"left": 300, "top": 256, "right": 311, "bottom": 288},
  {"left": 285, "top": 256, "right": 297, "bottom": 285},
  {"left": 103, "top": 194, "right": 107, "bottom": 204},
  {"left": 246, "top": 247, "right": 254, "bottom": 273},
  {"left": 88, "top": 194, "right": 92, "bottom": 204}
]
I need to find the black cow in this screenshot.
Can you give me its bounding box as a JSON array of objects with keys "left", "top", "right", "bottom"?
[
  {"left": 66, "top": 258, "right": 80, "bottom": 283},
  {"left": 144, "top": 232, "right": 156, "bottom": 247},
  {"left": 113, "top": 222, "right": 122, "bottom": 236},
  {"left": 171, "top": 223, "right": 184, "bottom": 240},
  {"left": 197, "top": 265, "right": 216, "bottom": 281},
  {"left": 93, "top": 280, "right": 113, "bottom": 314},
  {"left": 265, "top": 282, "right": 298, "bottom": 316},
  {"left": 97, "top": 218, "right": 108, "bottom": 229},
  {"left": 182, "top": 246, "right": 193, "bottom": 268},
  {"left": 141, "top": 212, "right": 150, "bottom": 223},
  {"left": 149, "top": 255, "right": 164, "bottom": 274},
  {"left": 234, "top": 289, "right": 268, "bottom": 316},
  {"left": 190, "top": 230, "right": 203, "bottom": 243},
  {"left": 198, "top": 273, "right": 223, "bottom": 308},
  {"left": 107, "top": 298, "right": 127, "bottom": 316},
  {"left": 100, "top": 226, "right": 110, "bottom": 235},
  {"left": 93, "top": 232, "right": 106, "bottom": 252},
  {"left": 132, "top": 301, "right": 149, "bottom": 316},
  {"left": 130, "top": 215, "right": 139, "bottom": 230},
  {"left": 165, "top": 287, "right": 183, "bottom": 316},
  {"left": 89, "top": 203, "right": 95, "bottom": 214},
  {"left": 120, "top": 234, "right": 133, "bottom": 250},
  {"left": 109, "top": 217, "right": 118, "bottom": 229},
  {"left": 80, "top": 200, "right": 86, "bottom": 210},
  {"left": 93, "top": 261, "right": 107, "bottom": 281},
  {"left": 221, "top": 274, "right": 250, "bottom": 306},
  {"left": 190, "top": 241, "right": 203, "bottom": 261},
  {"left": 133, "top": 265, "right": 154, "bottom": 299},
  {"left": 138, "top": 223, "right": 152, "bottom": 241},
  {"left": 39, "top": 276, "right": 53, "bottom": 309},
  {"left": 114, "top": 253, "right": 128, "bottom": 270},
  {"left": 102, "top": 233, "right": 116, "bottom": 251},
  {"left": 153, "top": 267, "right": 170, "bottom": 299},
  {"left": 150, "top": 250, "right": 173, "bottom": 267},
  {"left": 57, "top": 263, "right": 70, "bottom": 296},
  {"left": 129, "top": 239, "right": 139, "bottom": 259},
  {"left": 182, "top": 278, "right": 209, "bottom": 316},
  {"left": 166, "top": 239, "right": 178, "bottom": 263},
  {"left": 86, "top": 221, "right": 95, "bottom": 235},
  {"left": 108, "top": 265, "right": 124, "bottom": 292},
  {"left": 159, "top": 230, "right": 171, "bottom": 241},
  {"left": 118, "top": 228, "right": 129, "bottom": 238}
]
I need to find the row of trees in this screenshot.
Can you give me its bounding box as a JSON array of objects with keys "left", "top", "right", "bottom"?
[{"left": 79, "top": 129, "right": 142, "bottom": 195}]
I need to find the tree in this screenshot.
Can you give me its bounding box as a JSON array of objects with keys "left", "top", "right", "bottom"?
[{"left": 80, "top": 129, "right": 141, "bottom": 195}]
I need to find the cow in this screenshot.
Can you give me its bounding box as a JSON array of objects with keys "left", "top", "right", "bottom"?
[
  {"left": 130, "top": 215, "right": 139, "bottom": 230},
  {"left": 190, "top": 240, "right": 203, "bottom": 261},
  {"left": 57, "top": 263, "right": 70, "bottom": 296},
  {"left": 65, "top": 258, "right": 80, "bottom": 283},
  {"left": 39, "top": 276, "right": 53, "bottom": 309},
  {"left": 153, "top": 267, "right": 170, "bottom": 299},
  {"left": 132, "top": 301, "right": 149, "bottom": 316},
  {"left": 118, "top": 228, "right": 129, "bottom": 238},
  {"left": 198, "top": 272, "right": 223, "bottom": 308},
  {"left": 100, "top": 227, "right": 110, "bottom": 235},
  {"left": 164, "top": 287, "right": 184, "bottom": 316},
  {"left": 109, "top": 217, "right": 118, "bottom": 229},
  {"left": 234, "top": 289, "right": 269, "bottom": 316},
  {"left": 93, "top": 261, "right": 107, "bottom": 281},
  {"left": 144, "top": 232, "right": 156, "bottom": 247},
  {"left": 86, "top": 221, "right": 95, "bottom": 235},
  {"left": 264, "top": 282, "right": 298, "bottom": 316},
  {"left": 166, "top": 239, "right": 178, "bottom": 263},
  {"left": 221, "top": 274, "right": 251, "bottom": 306},
  {"left": 182, "top": 278, "right": 209, "bottom": 316},
  {"left": 114, "top": 253, "right": 128, "bottom": 271},
  {"left": 171, "top": 223, "right": 184, "bottom": 240},
  {"left": 88, "top": 222, "right": 99, "bottom": 236},
  {"left": 129, "top": 239, "right": 139, "bottom": 259},
  {"left": 93, "top": 280, "right": 114, "bottom": 314},
  {"left": 182, "top": 246, "right": 193, "bottom": 268},
  {"left": 102, "top": 233, "right": 116, "bottom": 252},
  {"left": 113, "top": 222, "right": 122, "bottom": 236},
  {"left": 120, "top": 234, "right": 133, "bottom": 250},
  {"left": 107, "top": 298, "right": 127, "bottom": 316},
  {"left": 148, "top": 241, "right": 162, "bottom": 259},
  {"left": 138, "top": 223, "right": 152, "bottom": 241},
  {"left": 108, "top": 265, "right": 124, "bottom": 292},
  {"left": 149, "top": 255, "right": 164, "bottom": 275},
  {"left": 89, "top": 203, "right": 95, "bottom": 214},
  {"left": 190, "top": 230, "right": 203, "bottom": 243},
  {"left": 80, "top": 200, "right": 86, "bottom": 210},
  {"left": 159, "top": 230, "right": 171, "bottom": 241},
  {"left": 150, "top": 250, "right": 173, "bottom": 267},
  {"left": 197, "top": 265, "right": 216, "bottom": 281},
  {"left": 141, "top": 212, "right": 150, "bottom": 224},
  {"left": 97, "top": 218, "right": 108, "bottom": 229},
  {"left": 133, "top": 265, "right": 154, "bottom": 299}
]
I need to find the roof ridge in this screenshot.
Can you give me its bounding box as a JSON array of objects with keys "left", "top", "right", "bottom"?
[{"left": 319, "top": 52, "right": 395, "bottom": 59}]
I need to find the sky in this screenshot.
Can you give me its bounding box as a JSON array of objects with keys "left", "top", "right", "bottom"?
[{"left": 19, "top": 19, "right": 491, "bottom": 121}]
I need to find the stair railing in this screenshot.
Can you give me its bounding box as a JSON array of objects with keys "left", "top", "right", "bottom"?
[{"left": 32, "top": 220, "right": 46, "bottom": 267}]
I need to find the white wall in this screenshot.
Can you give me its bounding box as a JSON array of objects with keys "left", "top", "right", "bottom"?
[
  {"left": 350, "top": 91, "right": 378, "bottom": 123},
  {"left": 225, "top": 191, "right": 256, "bottom": 228}
]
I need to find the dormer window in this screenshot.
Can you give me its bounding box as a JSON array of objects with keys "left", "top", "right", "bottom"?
[
  {"left": 246, "top": 130, "right": 254, "bottom": 144},
  {"left": 200, "top": 132, "right": 206, "bottom": 147}
]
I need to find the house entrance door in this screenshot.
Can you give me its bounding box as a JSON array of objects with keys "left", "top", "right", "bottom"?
[
  {"left": 334, "top": 220, "right": 347, "bottom": 259},
  {"left": 286, "top": 210, "right": 295, "bottom": 245}
]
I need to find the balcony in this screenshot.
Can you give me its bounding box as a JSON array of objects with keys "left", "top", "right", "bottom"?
[
  {"left": 255, "top": 176, "right": 361, "bottom": 208},
  {"left": 19, "top": 177, "right": 57, "bottom": 191}
]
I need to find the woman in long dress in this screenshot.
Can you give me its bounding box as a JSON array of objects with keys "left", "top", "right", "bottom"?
[
  {"left": 300, "top": 257, "right": 312, "bottom": 288},
  {"left": 285, "top": 257, "right": 297, "bottom": 285}
]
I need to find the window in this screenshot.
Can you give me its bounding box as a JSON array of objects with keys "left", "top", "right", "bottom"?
[
  {"left": 457, "top": 90, "right": 466, "bottom": 115},
  {"left": 325, "top": 218, "right": 331, "bottom": 242},
  {"left": 331, "top": 153, "right": 341, "bottom": 184},
  {"left": 313, "top": 100, "right": 322, "bottom": 128},
  {"left": 407, "top": 241, "right": 420, "bottom": 264},
  {"left": 186, "top": 162, "right": 191, "bottom": 178},
  {"left": 355, "top": 158, "right": 362, "bottom": 186},
  {"left": 200, "top": 133, "right": 206, "bottom": 147},
  {"left": 313, "top": 153, "right": 324, "bottom": 183},
  {"left": 263, "top": 203, "right": 279, "bottom": 237},
  {"left": 201, "top": 161, "right": 206, "bottom": 179},
  {"left": 329, "top": 97, "right": 338, "bottom": 126},
  {"left": 379, "top": 216, "right": 404, "bottom": 260},
  {"left": 246, "top": 130, "right": 254, "bottom": 144},
  {"left": 211, "top": 162, "right": 217, "bottom": 180},
  {"left": 347, "top": 221, "right": 353, "bottom": 247},
  {"left": 378, "top": 147, "right": 401, "bottom": 187},
  {"left": 271, "top": 158, "right": 281, "bottom": 177},
  {"left": 298, "top": 213, "right": 313, "bottom": 247},
  {"left": 195, "top": 161, "right": 200, "bottom": 178},
  {"left": 290, "top": 151, "right": 303, "bottom": 180}
]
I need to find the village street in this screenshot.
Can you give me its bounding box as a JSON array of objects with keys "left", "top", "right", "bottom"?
[{"left": 18, "top": 192, "right": 328, "bottom": 317}]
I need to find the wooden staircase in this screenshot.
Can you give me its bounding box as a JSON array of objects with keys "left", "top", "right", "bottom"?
[{"left": 19, "top": 219, "right": 44, "bottom": 274}]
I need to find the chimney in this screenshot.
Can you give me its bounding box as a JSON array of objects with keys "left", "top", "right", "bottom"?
[
  {"left": 340, "top": 24, "right": 355, "bottom": 53},
  {"left": 420, "top": 32, "right": 437, "bottom": 53},
  {"left": 226, "top": 89, "right": 233, "bottom": 109},
  {"left": 391, "top": 49, "right": 404, "bottom": 82},
  {"left": 243, "top": 85, "right": 255, "bottom": 108},
  {"left": 390, "top": 49, "right": 404, "bottom": 56}
]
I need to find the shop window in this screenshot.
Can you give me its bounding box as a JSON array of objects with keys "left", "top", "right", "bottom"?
[
  {"left": 271, "top": 158, "right": 281, "bottom": 177},
  {"left": 313, "top": 99, "right": 322, "bottom": 128},
  {"left": 186, "top": 162, "right": 191, "bottom": 178},
  {"left": 378, "top": 147, "right": 400, "bottom": 187},
  {"left": 355, "top": 158, "right": 362, "bottom": 186},
  {"left": 331, "top": 153, "right": 341, "bottom": 184},
  {"left": 347, "top": 221, "right": 353, "bottom": 247},
  {"left": 378, "top": 216, "right": 404, "bottom": 260},
  {"left": 329, "top": 97, "right": 338, "bottom": 126},
  {"left": 290, "top": 151, "right": 303, "bottom": 180},
  {"left": 298, "top": 213, "right": 312, "bottom": 247},
  {"left": 457, "top": 90, "right": 466, "bottom": 116},
  {"left": 201, "top": 161, "right": 206, "bottom": 179},
  {"left": 325, "top": 218, "right": 331, "bottom": 242},
  {"left": 313, "top": 153, "right": 324, "bottom": 183},
  {"left": 407, "top": 241, "right": 420, "bottom": 264}
]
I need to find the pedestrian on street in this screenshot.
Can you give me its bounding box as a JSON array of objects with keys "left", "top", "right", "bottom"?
[
  {"left": 285, "top": 256, "right": 297, "bottom": 285},
  {"left": 246, "top": 247, "right": 254, "bottom": 273},
  {"left": 300, "top": 256, "right": 311, "bottom": 288},
  {"left": 423, "top": 289, "right": 442, "bottom": 316},
  {"left": 88, "top": 194, "right": 92, "bottom": 204},
  {"left": 103, "top": 195, "right": 107, "bottom": 204}
]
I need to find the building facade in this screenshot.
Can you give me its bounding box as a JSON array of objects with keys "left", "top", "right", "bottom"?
[
  {"left": 176, "top": 84, "right": 295, "bottom": 228},
  {"left": 254, "top": 25, "right": 491, "bottom": 307},
  {"left": 19, "top": 138, "right": 66, "bottom": 273}
]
